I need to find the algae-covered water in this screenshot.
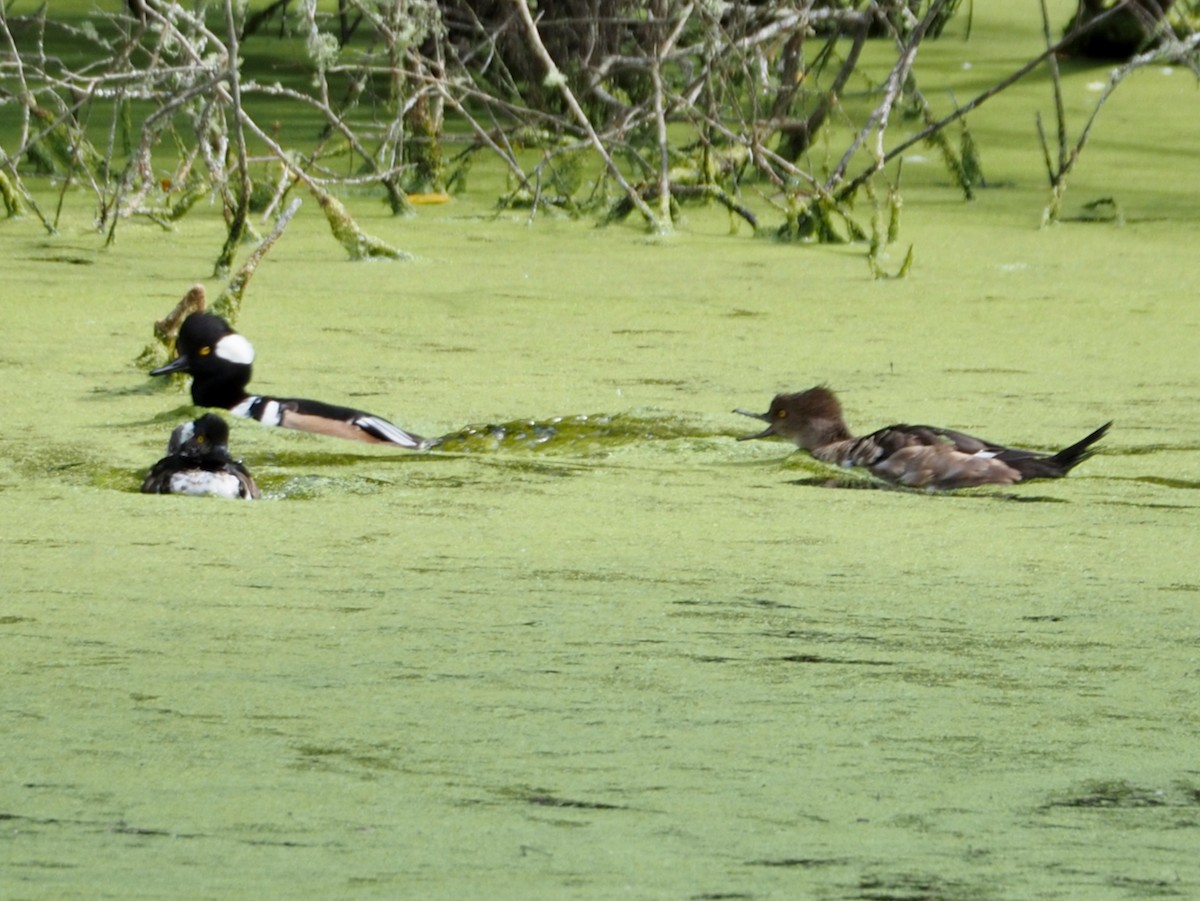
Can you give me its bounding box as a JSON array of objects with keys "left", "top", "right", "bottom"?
[{"left": 4, "top": 6, "right": 1200, "bottom": 899}]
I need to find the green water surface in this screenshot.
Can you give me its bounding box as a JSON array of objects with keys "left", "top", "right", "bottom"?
[{"left": 3, "top": 5, "right": 1200, "bottom": 899}]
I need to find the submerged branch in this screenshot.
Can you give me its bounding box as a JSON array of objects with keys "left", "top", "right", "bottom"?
[
  {"left": 213, "top": 197, "right": 303, "bottom": 320},
  {"left": 136, "top": 283, "right": 208, "bottom": 369},
  {"left": 311, "top": 184, "right": 413, "bottom": 261}
]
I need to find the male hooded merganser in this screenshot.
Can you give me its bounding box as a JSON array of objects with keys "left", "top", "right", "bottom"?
[
  {"left": 141, "top": 413, "right": 261, "bottom": 499},
  {"left": 149, "top": 312, "right": 433, "bottom": 449},
  {"left": 734, "top": 386, "right": 1111, "bottom": 489}
]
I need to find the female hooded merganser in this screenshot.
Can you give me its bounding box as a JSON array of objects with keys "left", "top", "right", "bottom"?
[
  {"left": 149, "top": 312, "right": 433, "bottom": 450},
  {"left": 141, "top": 413, "right": 261, "bottom": 499},
  {"left": 734, "top": 386, "right": 1111, "bottom": 489}
]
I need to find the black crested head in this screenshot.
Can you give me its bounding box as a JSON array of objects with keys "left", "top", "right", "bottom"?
[
  {"left": 177, "top": 313, "right": 236, "bottom": 358},
  {"left": 167, "top": 413, "right": 233, "bottom": 459},
  {"left": 150, "top": 313, "right": 255, "bottom": 409},
  {"left": 186, "top": 413, "right": 232, "bottom": 453}
]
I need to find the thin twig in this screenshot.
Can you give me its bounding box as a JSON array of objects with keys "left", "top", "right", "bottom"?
[
  {"left": 835, "top": 0, "right": 1140, "bottom": 202},
  {"left": 214, "top": 0, "right": 252, "bottom": 277},
  {"left": 827, "top": 0, "right": 949, "bottom": 192},
  {"left": 510, "top": 0, "right": 664, "bottom": 231}
]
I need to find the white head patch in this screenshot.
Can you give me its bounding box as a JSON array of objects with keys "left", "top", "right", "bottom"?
[
  {"left": 216, "top": 333, "right": 256, "bottom": 365},
  {"left": 167, "top": 421, "right": 196, "bottom": 454}
]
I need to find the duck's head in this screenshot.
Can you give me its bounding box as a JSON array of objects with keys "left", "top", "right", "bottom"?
[
  {"left": 167, "top": 413, "right": 233, "bottom": 459},
  {"left": 150, "top": 312, "right": 254, "bottom": 407},
  {"left": 733, "top": 386, "right": 848, "bottom": 449}
]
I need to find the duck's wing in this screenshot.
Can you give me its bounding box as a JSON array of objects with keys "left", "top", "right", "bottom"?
[
  {"left": 843, "top": 425, "right": 1023, "bottom": 488},
  {"left": 254, "top": 396, "right": 433, "bottom": 450},
  {"left": 348, "top": 411, "right": 434, "bottom": 449},
  {"left": 231, "top": 464, "right": 261, "bottom": 500},
  {"left": 140, "top": 457, "right": 177, "bottom": 494},
  {"left": 203, "top": 448, "right": 262, "bottom": 500}
]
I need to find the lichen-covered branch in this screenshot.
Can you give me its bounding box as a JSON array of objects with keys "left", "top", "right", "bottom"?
[
  {"left": 136, "top": 283, "right": 209, "bottom": 370},
  {"left": 213, "top": 197, "right": 304, "bottom": 319}
]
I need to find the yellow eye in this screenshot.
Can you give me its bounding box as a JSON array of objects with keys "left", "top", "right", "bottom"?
[
  {"left": 776, "top": 410, "right": 787, "bottom": 419},
  {"left": 198, "top": 346, "right": 212, "bottom": 356},
  {"left": 195, "top": 436, "right": 206, "bottom": 444}
]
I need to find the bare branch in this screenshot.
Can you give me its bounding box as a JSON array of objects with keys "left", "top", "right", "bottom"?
[{"left": 509, "top": 0, "right": 665, "bottom": 232}]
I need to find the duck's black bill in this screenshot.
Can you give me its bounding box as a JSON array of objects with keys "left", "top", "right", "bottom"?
[
  {"left": 732, "top": 407, "right": 772, "bottom": 441},
  {"left": 150, "top": 355, "right": 190, "bottom": 376}
]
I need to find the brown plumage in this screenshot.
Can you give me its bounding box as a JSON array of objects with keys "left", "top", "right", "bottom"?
[{"left": 734, "top": 386, "right": 1111, "bottom": 490}]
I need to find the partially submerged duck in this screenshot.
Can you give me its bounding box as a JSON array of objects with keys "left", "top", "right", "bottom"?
[
  {"left": 141, "top": 413, "right": 261, "bottom": 499},
  {"left": 150, "top": 312, "right": 433, "bottom": 450},
  {"left": 735, "top": 386, "right": 1110, "bottom": 490}
]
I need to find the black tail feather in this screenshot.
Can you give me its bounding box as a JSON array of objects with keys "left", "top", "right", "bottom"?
[
  {"left": 1050, "top": 421, "right": 1112, "bottom": 472},
  {"left": 1005, "top": 421, "right": 1111, "bottom": 481}
]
